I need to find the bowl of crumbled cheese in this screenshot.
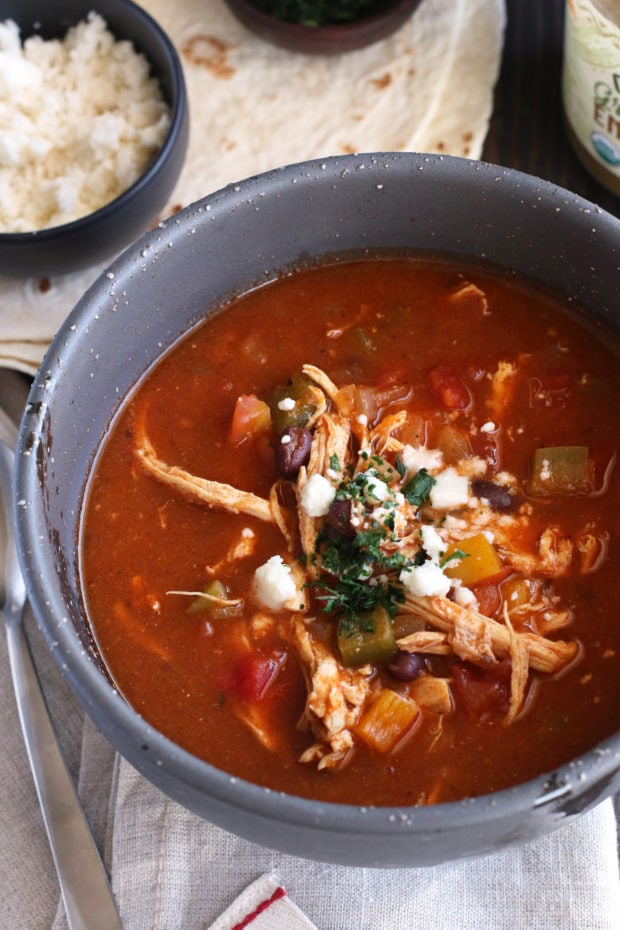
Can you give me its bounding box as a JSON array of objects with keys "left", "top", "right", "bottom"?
[{"left": 0, "top": 0, "right": 188, "bottom": 277}]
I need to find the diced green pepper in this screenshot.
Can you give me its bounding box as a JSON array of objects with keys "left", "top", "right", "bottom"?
[
  {"left": 187, "top": 580, "right": 243, "bottom": 619},
  {"left": 529, "top": 446, "right": 591, "bottom": 495},
  {"left": 270, "top": 372, "right": 318, "bottom": 434},
  {"left": 337, "top": 605, "right": 397, "bottom": 667},
  {"left": 353, "top": 327, "right": 375, "bottom": 353}
]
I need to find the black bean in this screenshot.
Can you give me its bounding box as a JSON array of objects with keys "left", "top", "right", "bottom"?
[
  {"left": 385, "top": 651, "right": 426, "bottom": 682},
  {"left": 471, "top": 479, "right": 514, "bottom": 510},
  {"left": 275, "top": 426, "right": 312, "bottom": 479},
  {"left": 326, "top": 498, "right": 357, "bottom": 539}
]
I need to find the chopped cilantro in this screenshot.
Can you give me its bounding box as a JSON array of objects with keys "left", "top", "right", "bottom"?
[
  {"left": 308, "top": 520, "right": 408, "bottom": 633},
  {"left": 402, "top": 467, "right": 436, "bottom": 507},
  {"left": 395, "top": 454, "right": 407, "bottom": 479},
  {"left": 440, "top": 548, "right": 467, "bottom": 568},
  {"left": 329, "top": 454, "right": 341, "bottom": 472}
]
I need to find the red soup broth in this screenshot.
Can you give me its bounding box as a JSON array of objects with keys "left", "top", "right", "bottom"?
[{"left": 80, "top": 258, "right": 620, "bottom": 806}]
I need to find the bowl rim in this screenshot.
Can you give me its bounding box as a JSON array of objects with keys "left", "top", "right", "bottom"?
[
  {"left": 225, "top": 0, "right": 420, "bottom": 30},
  {"left": 14, "top": 151, "right": 620, "bottom": 842},
  {"left": 0, "top": 0, "right": 187, "bottom": 244},
  {"left": 222, "top": 0, "right": 423, "bottom": 53}
]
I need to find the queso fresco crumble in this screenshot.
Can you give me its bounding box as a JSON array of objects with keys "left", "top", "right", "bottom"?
[{"left": 0, "top": 13, "right": 170, "bottom": 233}]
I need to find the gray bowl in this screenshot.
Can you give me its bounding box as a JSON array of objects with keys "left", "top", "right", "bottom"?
[
  {"left": 0, "top": 0, "right": 188, "bottom": 277},
  {"left": 14, "top": 153, "right": 620, "bottom": 867}
]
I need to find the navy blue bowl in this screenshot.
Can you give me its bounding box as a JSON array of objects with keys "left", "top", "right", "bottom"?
[{"left": 0, "top": 0, "right": 188, "bottom": 278}]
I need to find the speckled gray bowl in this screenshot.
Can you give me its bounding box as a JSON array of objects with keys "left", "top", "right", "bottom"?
[{"left": 14, "top": 153, "right": 620, "bottom": 867}]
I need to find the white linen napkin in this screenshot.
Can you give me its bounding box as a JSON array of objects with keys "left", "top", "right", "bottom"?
[
  {"left": 0, "top": 0, "right": 506, "bottom": 373},
  {"left": 49, "top": 715, "right": 620, "bottom": 930}
]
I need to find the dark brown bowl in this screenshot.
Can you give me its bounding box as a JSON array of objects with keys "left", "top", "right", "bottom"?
[
  {"left": 223, "top": 0, "right": 422, "bottom": 53},
  {"left": 0, "top": 0, "right": 188, "bottom": 278}
]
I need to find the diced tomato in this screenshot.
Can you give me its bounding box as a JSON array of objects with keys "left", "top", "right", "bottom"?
[
  {"left": 224, "top": 652, "right": 284, "bottom": 703},
  {"left": 427, "top": 366, "right": 471, "bottom": 410},
  {"left": 469, "top": 580, "right": 502, "bottom": 617},
  {"left": 452, "top": 659, "right": 512, "bottom": 721},
  {"left": 229, "top": 394, "right": 271, "bottom": 446}
]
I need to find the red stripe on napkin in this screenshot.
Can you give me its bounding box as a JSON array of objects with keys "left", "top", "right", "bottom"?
[{"left": 230, "top": 885, "right": 287, "bottom": 930}]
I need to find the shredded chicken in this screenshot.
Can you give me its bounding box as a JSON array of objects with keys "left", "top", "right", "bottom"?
[
  {"left": 576, "top": 527, "right": 609, "bottom": 573},
  {"left": 296, "top": 410, "right": 351, "bottom": 565},
  {"left": 502, "top": 603, "right": 530, "bottom": 724},
  {"left": 410, "top": 676, "right": 453, "bottom": 716},
  {"left": 448, "top": 281, "right": 489, "bottom": 314},
  {"left": 205, "top": 531, "right": 256, "bottom": 575},
  {"left": 236, "top": 705, "right": 280, "bottom": 752},
  {"left": 136, "top": 434, "right": 278, "bottom": 524},
  {"left": 370, "top": 411, "right": 408, "bottom": 455},
  {"left": 302, "top": 363, "right": 341, "bottom": 404},
  {"left": 292, "top": 618, "right": 371, "bottom": 770},
  {"left": 396, "top": 630, "right": 451, "bottom": 655},
  {"left": 498, "top": 526, "right": 574, "bottom": 577},
  {"left": 269, "top": 480, "right": 298, "bottom": 551},
  {"left": 401, "top": 593, "right": 579, "bottom": 675},
  {"left": 487, "top": 360, "right": 518, "bottom": 419}
]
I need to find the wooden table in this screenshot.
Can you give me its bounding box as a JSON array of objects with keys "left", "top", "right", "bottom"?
[{"left": 483, "top": 0, "right": 618, "bottom": 217}]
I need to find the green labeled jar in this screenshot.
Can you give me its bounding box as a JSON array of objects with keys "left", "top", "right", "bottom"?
[{"left": 562, "top": 0, "right": 620, "bottom": 196}]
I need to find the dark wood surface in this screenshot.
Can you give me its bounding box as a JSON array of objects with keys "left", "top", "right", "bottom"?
[{"left": 483, "top": 0, "right": 619, "bottom": 216}]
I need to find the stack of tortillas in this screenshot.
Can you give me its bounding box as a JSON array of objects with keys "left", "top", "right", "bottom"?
[{"left": 0, "top": 0, "right": 506, "bottom": 375}]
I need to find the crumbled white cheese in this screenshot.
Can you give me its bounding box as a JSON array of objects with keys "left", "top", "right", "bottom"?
[
  {"left": 420, "top": 524, "right": 445, "bottom": 562},
  {"left": 253, "top": 555, "right": 297, "bottom": 610},
  {"left": 430, "top": 467, "right": 470, "bottom": 509},
  {"left": 300, "top": 473, "right": 336, "bottom": 517},
  {"left": 277, "top": 397, "right": 296, "bottom": 411},
  {"left": 0, "top": 13, "right": 170, "bottom": 232},
  {"left": 401, "top": 445, "right": 444, "bottom": 474},
  {"left": 480, "top": 421, "right": 496, "bottom": 433},
  {"left": 451, "top": 580, "right": 478, "bottom": 608},
  {"left": 400, "top": 560, "right": 451, "bottom": 598},
  {"left": 539, "top": 458, "right": 551, "bottom": 482},
  {"left": 362, "top": 471, "right": 390, "bottom": 502},
  {"left": 280, "top": 434, "right": 292, "bottom": 445}
]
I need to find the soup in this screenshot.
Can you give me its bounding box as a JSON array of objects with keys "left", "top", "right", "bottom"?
[{"left": 80, "top": 258, "right": 620, "bottom": 806}]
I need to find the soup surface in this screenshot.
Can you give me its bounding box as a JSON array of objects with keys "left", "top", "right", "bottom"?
[{"left": 80, "top": 258, "right": 620, "bottom": 806}]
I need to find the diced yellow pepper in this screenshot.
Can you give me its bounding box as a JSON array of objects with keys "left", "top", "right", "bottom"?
[
  {"left": 443, "top": 533, "right": 503, "bottom": 585},
  {"left": 500, "top": 575, "right": 532, "bottom": 612},
  {"left": 355, "top": 689, "right": 420, "bottom": 753}
]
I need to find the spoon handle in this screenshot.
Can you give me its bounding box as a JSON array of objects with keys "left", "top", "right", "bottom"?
[
  {"left": 4, "top": 618, "right": 124, "bottom": 930},
  {"left": 0, "top": 433, "right": 123, "bottom": 930}
]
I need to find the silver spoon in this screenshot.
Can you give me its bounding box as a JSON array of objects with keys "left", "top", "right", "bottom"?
[{"left": 0, "top": 418, "right": 123, "bottom": 929}]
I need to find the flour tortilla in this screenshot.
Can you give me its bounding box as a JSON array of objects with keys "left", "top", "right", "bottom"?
[{"left": 0, "top": 0, "right": 505, "bottom": 374}]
